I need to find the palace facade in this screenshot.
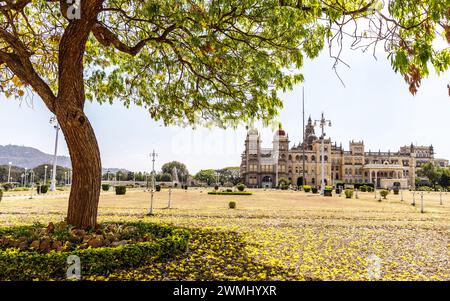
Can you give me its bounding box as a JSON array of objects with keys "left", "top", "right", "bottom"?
[{"left": 240, "top": 117, "right": 448, "bottom": 189}]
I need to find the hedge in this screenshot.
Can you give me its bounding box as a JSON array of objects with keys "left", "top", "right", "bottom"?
[
  {"left": 0, "top": 223, "right": 190, "bottom": 280},
  {"left": 208, "top": 191, "right": 252, "bottom": 195}
]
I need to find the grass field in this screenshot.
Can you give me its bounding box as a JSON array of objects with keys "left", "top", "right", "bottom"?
[{"left": 0, "top": 188, "right": 449, "bottom": 280}]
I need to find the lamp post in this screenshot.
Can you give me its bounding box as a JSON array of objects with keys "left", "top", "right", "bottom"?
[
  {"left": 44, "top": 165, "right": 48, "bottom": 185},
  {"left": 314, "top": 112, "right": 332, "bottom": 195},
  {"left": 24, "top": 167, "right": 28, "bottom": 187},
  {"left": 64, "top": 171, "right": 68, "bottom": 186},
  {"left": 7, "top": 162, "right": 12, "bottom": 183},
  {"left": 49, "top": 116, "right": 60, "bottom": 192}
]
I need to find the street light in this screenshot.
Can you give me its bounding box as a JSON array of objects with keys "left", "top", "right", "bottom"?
[
  {"left": 49, "top": 116, "right": 60, "bottom": 191},
  {"left": 7, "top": 162, "right": 12, "bottom": 183},
  {"left": 314, "top": 112, "right": 332, "bottom": 195},
  {"left": 44, "top": 165, "right": 48, "bottom": 185},
  {"left": 24, "top": 167, "right": 28, "bottom": 187}
]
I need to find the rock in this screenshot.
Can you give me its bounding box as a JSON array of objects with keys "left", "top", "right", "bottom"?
[
  {"left": 18, "top": 241, "right": 29, "bottom": 250},
  {"left": 30, "top": 240, "right": 40, "bottom": 250},
  {"left": 46, "top": 222, "right": 55, "bottom": 234},
  {"left": 52, "top": 241, "right": 63, "bottom": 251},
  {"left": 39, "top": 239, "right": 51, "bottom": 252},
  {"left": 87, "top": 238, "right": 103, "bottom": 248},
  {"left": 71, "top": 229, "right": 86, "bottom": 237},
  {"left": 111, "top": 240, "right": 128, "bottom": 247}
]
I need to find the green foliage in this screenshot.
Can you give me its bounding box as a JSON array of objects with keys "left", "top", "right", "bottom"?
[
  {"left": 155, "top": 173, "right": 172, "bottom": 182},
  {"left": 38, "top": 185, "right": 49, "bottom": 194},
  {"left": 345, "top": 189, "right": 354, "bottom": 199},
  {"left": 194, "top": 169, "right": 217, "bottom": 186},
  {"left": 0, "top": 223, "right": 190, "bottom": 280},
  {"left": 417, "top": 186, "right": 433, "bottom": 192},
  {"left": 236, "top": 184, "right": 246, "bottom": 192},
  {"left": 380, "top": 189, "right": 389, "bottom": 199},
  {"left": 2, "top": 183, "right": 13, "bottom": 191},
  {"left": 208, "top": 191, "right": 252, "bottom": 196},
  {"left": 228, "top": 201, "right": 237, "bottom": 209},
  {"left": 115, "top": 186, "right": 127, "bottom": 195},
  {"left": 278, "top": 177, "right": 289, "bottom": 187},
  {"left": 359, "top": 185, "right": 368, "bottom": 192},
  {"left": 303, "top": 185, "right": 312, "bottom": 192},
  {"left": 0, "top": 189, "right": 2, "bottom": 202},
  {"left": 155, "top": 185, "right": 161, "bottom": 192},
  {"left": 102, "top": 184, "right": 110, "bottom": 191},
  {"left": 312, "top": 187, "right": 318, "bottom": 194}
]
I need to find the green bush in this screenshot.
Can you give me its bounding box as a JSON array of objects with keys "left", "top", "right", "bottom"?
[
  {"left": 208, "top": 191, "right": 252, "bottom": 195},
  {"left": 101, "top": 184, "right": 110, "bottom": 191},
  {"left": 0, "top": 189, "right": 3, "bottom": 202},
  {"left": 344, "top": 189, "right": 354, "bottom": 199},
  {"left": 229, "top": 201, "right": 236, "bottom": 209},
  {"left": 359, "top": 185, "right": 368, "bottom": 192},
  {"left": 115, "top": 186, "right": 127, "bottom": 195},
  {"left": 0, "top": 222, "right": 190, "bottom": 280},
  {"left": 380, "top": 189, "right": 389, "bottom": 199},
  {"left": 311, "top": 187, "right": 318, "bottom": 194},
  {"left": 303, "top": 185, "right": 312, "bottom": 192},
  {"left": 367, "top": 186, "right": 374, "bottom": 192},
  {"left": 393, "top": 187, "right": 399, "bottom": 195},
  {"left": 417, "top": 186, "right": 432, "bottom": 192},
  {"left": 236, "top": 184, "right": 246, "bottom": 192},
  {"left": 155, "top": 184, "right": 161, "bottom": 192},
  {"left": 214, "top": 185, "right": 219, "bottom": 191},
  {"left": 280, "top": 183, "right": 288, "bottom": 190}
]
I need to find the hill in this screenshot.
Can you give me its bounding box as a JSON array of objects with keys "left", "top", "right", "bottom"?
[{"left": 0, "top": 144, "right": 71, "bottom": 168}]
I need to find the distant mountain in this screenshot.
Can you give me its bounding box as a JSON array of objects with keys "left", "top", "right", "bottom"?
[
  {"left": 0, "top": 145, "right": 128, "bottom": 173},
  {"left": 0, "top": 144, "right": 71, "bottom": 168}
]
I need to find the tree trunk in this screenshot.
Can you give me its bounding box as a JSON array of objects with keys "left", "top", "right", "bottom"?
[{"left": 57, "top": 107, "right": 102, "bottom": 229}]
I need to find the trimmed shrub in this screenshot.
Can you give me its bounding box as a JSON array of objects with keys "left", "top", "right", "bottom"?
[
  {"left": 393, "top": 187, "right": 399, "bottom": 195},
  {"left": 115, "top": 186, "right": 127, "bottom": 195},
  {"left": 303, "top": 185, "right": 312, "bottom": 192},
  {"left": 229, "top": 201, "right": 236, "bottom": 209},
  {"left": 359, "top": 185, "right": 368, "bottom": 192},
  {"left": 417, "top": 186, "right": 432, "bottom": 192},
  {"left": 236, "top": 184, "right": 246, "bottom": 192},
  {"left": 344, "top": 189, "right": 354, "bottom": 199},
  {"left": 214, "top": 185, "right": 219, "bottom": 191},
  {"left": 312, "top": 187, "right": 318, "bottom": 194},
  {"left": 324, "top": 189, "right": 332, "bottom": 197},
  {"left": 280, "top": 184, "right": 288, "bottom": 190},
  {"left": 380, "top": 189, "right": 389, "bottom": 199},
  {"left": 37, "top": 185, "right": 49, "bottom": 194},
  {"left": 0, "top": 222, "right": 190, "bottom": 280},
  {"left": 367, "top": 186, "right": 374, "bottom": 192},
  {"left": 101, "top": 184, "right": 110, "bottom": 192},
  {"left": 155, "top": 184, "right": 161, "bottom": 192}
]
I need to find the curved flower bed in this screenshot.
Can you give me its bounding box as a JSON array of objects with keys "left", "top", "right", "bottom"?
[{"left": 0, "top": 222, "right": 190, "bottom": 280}]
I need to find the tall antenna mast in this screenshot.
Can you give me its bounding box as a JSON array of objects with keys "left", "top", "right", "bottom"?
[{"left": 302, "top": 87, "right": 306, "bottom": 186}]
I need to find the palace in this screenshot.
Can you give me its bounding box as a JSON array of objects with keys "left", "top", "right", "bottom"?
[{"left": 240, "top": 116, "right": 448, "bottom": 189}]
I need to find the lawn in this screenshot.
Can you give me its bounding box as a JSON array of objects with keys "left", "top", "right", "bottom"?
[{"left": 0, "top": 188, "right": 449, "bottom": 280}]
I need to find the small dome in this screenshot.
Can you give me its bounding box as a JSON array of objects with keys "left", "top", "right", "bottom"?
[{"left": 275, "top": 129, "right": 286, "bottom": 136}]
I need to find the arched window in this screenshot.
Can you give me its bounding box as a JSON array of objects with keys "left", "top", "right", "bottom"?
[{"left": 311, "top": 155, "right": 316, "bottom": 162}]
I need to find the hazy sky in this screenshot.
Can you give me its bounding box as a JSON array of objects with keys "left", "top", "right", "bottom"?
[{"left": 1, "top": 45, "right": 449, "bottom": 174}]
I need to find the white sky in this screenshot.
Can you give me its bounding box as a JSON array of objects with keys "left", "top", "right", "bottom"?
[{"left": 1, "top": 44, "right": 449, "bottom": 174}]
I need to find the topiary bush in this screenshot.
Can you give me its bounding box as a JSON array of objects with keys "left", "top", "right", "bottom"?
[
  {"left": 303, "top": 185, "right": 312, "bottom": 192},
  {"left": 37, "top": 185, "right": 49, "bottom": 194},
  {"left": 359, "top": 185, "right": 368, "bottom": 192},
  {"left": 229, "top": 201, "right": 236, "bottom": 209},
  {"left": 155, "top": 184, "right": 161, "bottom": 192},
  {"left": 0, "top": 222, "right": 190, "bottom": 280},
  {"left": 2, "top": 183, "right": 13, "bottom": 192},
  {"left": 115, "top": 186, "right": 127, "bottom": 195},
  {"left": 214, "top": 185, "right": 219, "bottom": 191},
  {"left": 380, "top": 189, "right": 389, "bottom": 199},
  {"left": 101, "top": 184, "right": 110, "bottom": 191},
  {"left": 345, "top": 189, "right": 354, "bottom": 199},
  {"left": 236, "top": 184, "right": 246, "bottom": 192},
  {"left": 311, "top": 187, "right": 318, "bottom": 194}
]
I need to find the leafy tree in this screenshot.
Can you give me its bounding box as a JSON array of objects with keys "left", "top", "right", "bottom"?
[
  {"left": 161, "top": 161, "right": 189, "bottom": 183},
  {"left": 217, "top": 167, "right": 241, "bottom": 185},
  {"left": 1, "top": 1, "right": 449, "bottom": 228},
  {"left": 194, "top": 169, "right": 217, "bottom": 186}
]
